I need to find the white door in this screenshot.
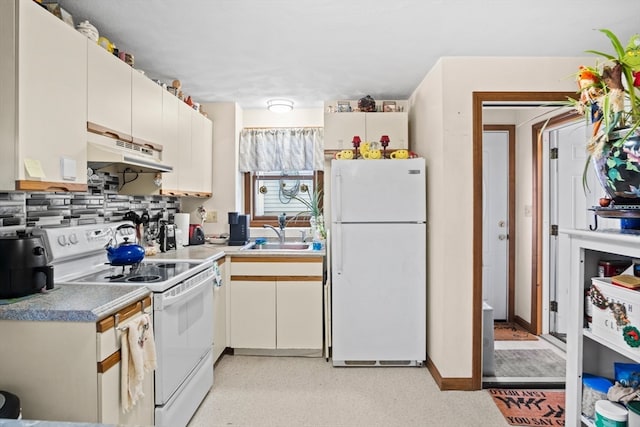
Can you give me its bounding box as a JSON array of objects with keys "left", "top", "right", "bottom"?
[
  {"left": 482, "top": 130, "right": 509, "bottom": 320},
  {"left": 546, "top": 120, "right": 614, "bottom": 337}
]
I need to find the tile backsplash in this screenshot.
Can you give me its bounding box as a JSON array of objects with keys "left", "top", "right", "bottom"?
[{"left": 0, "top": 171, "right": 180, "bottom": 233}]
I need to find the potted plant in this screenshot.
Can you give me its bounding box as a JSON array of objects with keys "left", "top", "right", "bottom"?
[
  {"left": 288, "top": 184, "right": 326, "bottom": 240},
  {"left": 572, "top": 29, "right": 640, "bottom": 205}
]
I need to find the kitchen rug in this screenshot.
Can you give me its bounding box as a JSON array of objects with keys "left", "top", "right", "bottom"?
[
  {"left": 494, "top": 322, "right": 538, "bottom": 341},
  {"left": 494, "top": 349, "right": 566, "bottom": 378},
  {"left": 488, "top": 389, "right": 565, "bottom": 426}
]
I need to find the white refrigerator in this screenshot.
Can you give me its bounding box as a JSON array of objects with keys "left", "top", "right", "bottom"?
[{"left": 331, "top": 158, "right": 426, "bottom": 366}]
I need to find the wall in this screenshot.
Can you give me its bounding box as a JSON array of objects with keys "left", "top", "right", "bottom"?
[{"left": 408, "top": 56, "right": 587, "bottom": 382}]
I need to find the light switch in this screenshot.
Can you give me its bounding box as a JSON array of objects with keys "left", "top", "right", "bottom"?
[{"left": 60, "top": 157, "right": 76, "bottom": 181}]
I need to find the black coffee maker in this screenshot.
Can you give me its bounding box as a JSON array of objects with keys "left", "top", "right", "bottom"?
[{"left": 228, "top": 212, "right": 250, "bottom": 246}]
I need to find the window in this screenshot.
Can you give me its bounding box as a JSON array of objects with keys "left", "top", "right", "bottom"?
[{"left": 244, "top": 170, "right": 324, "bottom": 227}]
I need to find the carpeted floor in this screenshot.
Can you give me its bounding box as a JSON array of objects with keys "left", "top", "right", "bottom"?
[
  {"left": 494, "top": 349, "right": 566, "bottom": 378},
  {"left": 188, "top": 355, "right": 511, "bottom": 426},
  {"left": 488, "top": 389, "right": 565, "bottom": 426}
]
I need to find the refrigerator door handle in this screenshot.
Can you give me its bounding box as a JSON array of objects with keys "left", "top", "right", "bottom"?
[
  {"left": 334, "top": 173, "right": 342, "bottom": 223},
  {"left": 334, "top": 223, "right": 342, "bottom": 275}
]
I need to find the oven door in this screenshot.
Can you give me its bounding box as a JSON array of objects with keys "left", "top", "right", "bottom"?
[{"left": 153, "top": 268, "right": 214, "bottom": 404}]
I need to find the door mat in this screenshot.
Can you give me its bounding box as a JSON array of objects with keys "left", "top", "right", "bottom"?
[
  {"left": 495, "top": 349, "right": 566, "bottom": 378},
  {"left": 488, "top": 389, "right": 565, "bottom": 426},
  {"left": 494, "top": 322, "right": 538, "bottom": 341}
]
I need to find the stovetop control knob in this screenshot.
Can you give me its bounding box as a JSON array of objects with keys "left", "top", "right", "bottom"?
[
  {"left": 69, "top": 233, "right": 79, "bottom": 245},
  {"left": 57, "top": 235, "right": 67, "bottom": 246}
]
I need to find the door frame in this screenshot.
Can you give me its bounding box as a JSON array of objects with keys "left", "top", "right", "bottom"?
[
  {"left": 472, "top": 91, "right": 576, "bottom": 389},
  {"left": 483, "top": 124, "right": 516, "bottom": 322}
]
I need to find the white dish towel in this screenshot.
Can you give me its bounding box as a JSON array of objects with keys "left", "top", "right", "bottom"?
[{"left": 120, "top": 313, "right": 157, "bottom": 413}]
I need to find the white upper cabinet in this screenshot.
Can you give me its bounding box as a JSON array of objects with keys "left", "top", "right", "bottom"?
[
  {"left": 0, "top": 0, "right": 87, "bottom": 191},
  {"left": 87, "top": 42, "right": 132, "bottom": 140},
  {"left": 324, "top": 113, "right": 366, "bottom": 150},
  {"left": 161, "top": 103, "right": 212, "bottom": 197},
  {"left": 160, "top": 91, "right": 180, "bottom": 192},
  {"left": 132, "top": 70, "right": 163, "bottom": 146},
  {"left": 324, "top": 100, "right": 409, "bottom": 151}
]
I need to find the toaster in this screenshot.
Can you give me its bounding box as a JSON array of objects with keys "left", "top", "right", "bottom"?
[{"left": 188, "top": 224, "right": 205, "bottom": 245}]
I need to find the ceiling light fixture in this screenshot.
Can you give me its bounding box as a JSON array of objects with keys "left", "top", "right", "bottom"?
[{"left": 267, "top": 99, "right": 294, "bottom": 113}]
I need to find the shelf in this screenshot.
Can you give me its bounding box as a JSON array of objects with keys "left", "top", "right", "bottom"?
[
  {"left": 581, "top": 414, "right": 595, "bottom": 426},
  {"left": 583, "top": 329, "right": 640, "bottom": 363}
]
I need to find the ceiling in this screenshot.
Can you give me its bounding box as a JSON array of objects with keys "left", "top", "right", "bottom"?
[{"left": 58, "top": 0, "right": 640, "bottom": 110}]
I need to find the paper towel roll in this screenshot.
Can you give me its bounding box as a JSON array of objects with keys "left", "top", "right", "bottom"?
[{"left": 174, "top": 213, "right": 190, "bottom": 246}]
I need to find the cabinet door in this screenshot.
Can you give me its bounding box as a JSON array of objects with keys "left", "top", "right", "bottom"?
[
  {"left": 324, "top": 113, "right": 366, "bottom": 150},
  {"left": 18, "top": 1, "right": 87, "bottom": 184},
  {"left": 98, "top": 359, "right": 154, "bottom": 425},
  {"left": 190, "top": 112, "right": 207, "bottom": 194},
  {"left": 87, "top": 42, "right": 132, "bottom": 140},
  {"left": 132, "top": 70, "right": 163, "bottom": 146},
  {"left": 160, "top": 92, "right": 180, "bottom": 191},
  {"left": 276, "top": 280, "right": 323, "bottom": 349},
  {"left": 177, "top": 103, "right": 194, "bottom": 192},
  {"left": 365, "top": 112, "right": 409, "bottom": 149},
  {"left": 212, "top": 261, "right": 227, "bottom": 361},
  {"left": 230, "top": 280, "right": 276, "bottom": 349}
]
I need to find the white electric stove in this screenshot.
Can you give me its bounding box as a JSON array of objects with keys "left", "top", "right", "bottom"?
[{"left": 35, "top": 222, "right": 214, "bottom": 427}]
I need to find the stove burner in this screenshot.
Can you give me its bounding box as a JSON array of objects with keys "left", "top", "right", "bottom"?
[
  {"left": 126, "top": 275, "right": 162, "bottom": 282},
  {"left": 105, "top": 274, "right": 125, "bottom": 280},
  {"left": 155, "top": 263, "right": 177, "bottom": 268}
]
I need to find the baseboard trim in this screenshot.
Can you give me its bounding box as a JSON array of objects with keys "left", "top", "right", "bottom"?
[
  {"left": 514, "top": 315, "right": 534, "bottom": 334},
  {"left": 426, "top": 356, "right": 475, "bottom": 390}
]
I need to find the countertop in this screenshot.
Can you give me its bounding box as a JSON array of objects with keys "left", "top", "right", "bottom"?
[
  {"left": 0, "top": 241, "right": 324, "bottom": 323},
  {"left": 0, "top": 283, "right": 150, "bottom": 322}
]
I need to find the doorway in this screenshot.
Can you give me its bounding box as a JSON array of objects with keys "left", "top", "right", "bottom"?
[
  {"left": 482, "top": 125, "right": 515, "bottom": 322},
  {"left": 472, "top": 91, "right": 576, "bottom": 389}
]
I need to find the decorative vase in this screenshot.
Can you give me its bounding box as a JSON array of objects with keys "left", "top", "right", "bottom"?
[{"left": 592, "top": 128, "right": 640, "bottom": 206}]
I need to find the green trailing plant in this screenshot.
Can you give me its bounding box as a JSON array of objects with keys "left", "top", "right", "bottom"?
[{"left": 287, "top": 184, "right": 326, "bottom": 239}]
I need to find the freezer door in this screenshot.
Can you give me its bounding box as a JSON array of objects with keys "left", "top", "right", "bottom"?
[
  {"left": 331, "top": 223, "right": 426, "bottom": 363},
  {"left": 331, "top": 158, "right": 426, "bottom": 223}
]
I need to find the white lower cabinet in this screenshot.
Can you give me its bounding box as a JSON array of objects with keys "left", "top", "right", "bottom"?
[
  {"left": 229, "top": 256, "right": 324, "bottom": 351},
  {"left": 563, "top": 229, "right": 640, "bottom": 426},
  {"left": 212, "top": 257, "right": 228, "bottom": 361},
  {"left": 0, "top": 296, "right": 153, "bottom": 425}
]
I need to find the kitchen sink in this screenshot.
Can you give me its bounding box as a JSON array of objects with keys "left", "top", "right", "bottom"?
[{"left": 243, "top": 242, "right": 312, "bottom": 251}]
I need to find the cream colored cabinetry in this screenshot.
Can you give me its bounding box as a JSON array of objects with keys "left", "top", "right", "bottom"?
[
  {"left": 213, "top": 257, "right": 227, "bottom": 362},
  {"left": 132, "top": 69, "right": 164, "bottom": 146},
  {"left": 229, "top": 256, "right": 324, "bottom": 351},
  {"left": 87, "top": 41, "right": 132, "bottom": 140},
  {"left": 0, "top": 0, "right": 87, "bottom": 192},
  {"left": 0, "top": 296, "right": 154, "bottom": 425},
  {"left": 563, "top": 229, "right": 640, "bottom": 426},
  {"left": 160, "top": 91, "right": 180, "bottom": 191},
  {"left": 161, "top": 103, "right": 213, "bottom": 197},
  {"left": 324, "top": 111, "right": 408, "bottom": 150}
]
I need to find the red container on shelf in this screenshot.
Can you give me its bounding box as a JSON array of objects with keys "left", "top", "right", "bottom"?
[{"left": 598, "top": 260, "right": 631, "bottom": 277}]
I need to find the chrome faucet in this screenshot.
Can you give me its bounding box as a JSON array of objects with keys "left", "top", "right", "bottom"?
[{"left": 263, "top": 213, "right": 287, "bottom": 244}]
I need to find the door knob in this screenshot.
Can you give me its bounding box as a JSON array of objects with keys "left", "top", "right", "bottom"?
[{"left": 498, "top": 234, "right": 508, "bottom": 240}]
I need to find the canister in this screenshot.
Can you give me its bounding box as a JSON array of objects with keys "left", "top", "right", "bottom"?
[
  {"left": 599, "top": 260, "right": 631, "bottom": 277},
  {"left": 595, "top": 400, "right": 628, "bottom": 426}
]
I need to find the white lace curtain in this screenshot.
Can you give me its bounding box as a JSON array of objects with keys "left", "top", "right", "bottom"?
[{"left": 239, "top": 127, "right": 324, "bottom": 172}]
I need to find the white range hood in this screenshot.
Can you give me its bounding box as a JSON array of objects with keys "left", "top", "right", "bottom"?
[{"left": 87, "top": 132, "right": 173, "bottom": 174}]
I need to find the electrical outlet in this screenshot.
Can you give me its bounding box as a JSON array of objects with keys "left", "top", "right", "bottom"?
[{"left": 205, "top": 210, "right": 218, "bottom": 223}]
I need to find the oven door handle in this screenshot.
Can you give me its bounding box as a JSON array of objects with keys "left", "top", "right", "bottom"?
[{"left": 156, "top": 276, "right": 213, "bottom": 310}]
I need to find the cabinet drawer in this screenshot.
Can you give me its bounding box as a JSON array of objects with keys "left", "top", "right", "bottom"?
[
  {"left": 96, "top": 296, "right": 152, "bottom": 362},
  {"left": 230, "top": 257, "right": 323, "bottom": 277}
]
